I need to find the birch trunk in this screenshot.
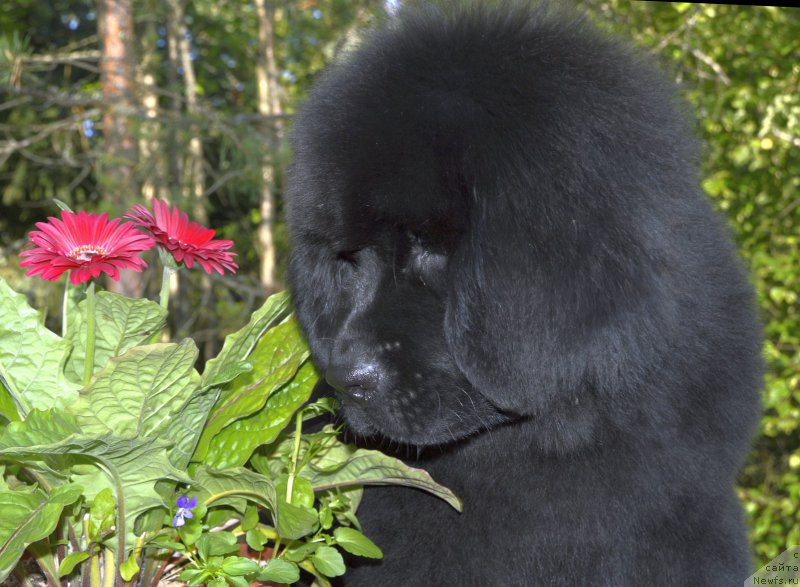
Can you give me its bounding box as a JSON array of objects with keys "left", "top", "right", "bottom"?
[{"left": 255, "top": 0, "right": 281, "bottom": 291}]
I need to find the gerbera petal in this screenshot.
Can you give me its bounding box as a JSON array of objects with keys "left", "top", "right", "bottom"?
[{"left": 19, "top": 210, "right": 153, "bottom": 284}]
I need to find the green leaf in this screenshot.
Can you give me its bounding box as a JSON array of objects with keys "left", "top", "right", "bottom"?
[
  {"left": 176, "top": 511, "right": 204, "bottom": 547},
  {"left": 0, "top": 409, "right": 189, "bottom": 558},
  {"left": 71, "top": 340, "right": 201, "bottom": 443},
  {"left": 192, "top": 466, "right": 277, "bottom": 514},
  {"left": 319, "top": 503, "right": 334, "bottom": 530},
  {"left": 333, "top": 527, "right": 382, "bottom": 559},
  {"left": 277, "top": 475, "right": 315, "bottom": 510},
  {"left": 88, "top": 487, "right": 115, "bottom": 541},
  {"left": 203, "top": 361, "right": 317, "bottom": 468},
  {"left": 196, "top": 532, "right": 239, "bottom": 561},
  {"left": 119, "top": 554, "right": 140, "bottom": 581},
  {"left": 220, "top": 556, "right": 260, "bottom": 576},
  {"left": 311, "top": 545, "right": 346, "bottom": 578},
  {"left": 166, "top": 386, "right": 220, "bottom": 469},
  {"left": 0, "top": 483, "right": 81, "bottom": 582},
  {"left": 207, "top": 578, "right": 227, "bottom": 587},
  {"left": 179, "top": 568, "right": 209, "bottom": 585},
  {"left": 258, "top": 558, "right": 300, "bottom": 583},
  {"left": 275, "top": 500, "right": 319, "bottom": 541},
  {"left": 0, "top": 380, "right": 19, "bottom": 423},
  {"left": 283, "top": 541, "right": 321, "bottom": 563},
  {"left": 226, "top": 575, "right": 249, "bottom": 587},
  {"left": 303, "top": 443, "right": 462, "bottom": 512},
  {"left": 57, "top": 551, "right": 90, "bottom": 577},
  {"left": 147, "top": 538, "right": 185, "bottom": 551},
  {"left": 63, "top": 291, "right": 167, "bottom": 383},
  {"left": 239, "top": 505, "right": 258, "bottom": 532},
  {"left": 202, "top": 291, "right": 290, "bottom": 389},
  {"left": 0, "top": 276, "right": 79, "bottom": 415},
  {"left": 245, "top": 528, "right": 267, "bottom": 551},
  {"left": 194, "top": 317, "right": 309, "bottom": 463}
]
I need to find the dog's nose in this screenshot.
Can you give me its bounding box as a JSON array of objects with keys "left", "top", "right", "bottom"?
[{"left": 325, "top": 361, "right": 379, "bottom": 402}]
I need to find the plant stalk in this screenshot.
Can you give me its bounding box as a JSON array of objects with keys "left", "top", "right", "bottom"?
[
  {"left": 102, "top": 548, "right": 115, "bottom": 587},
  {"left": 83, "top": 281, "right": 96, "bottom": 386},
  {"left": 149, "top": 264, "right": 175, "bottom": 343},
  {"left": 62, "top": 273, "right": 70, "bottom": 338},
  {"left": 286, "top": 410, "right": 304, "bottom": 502},
  {"left": 158, "top": 265, "right": 172, "bottom": 310}
]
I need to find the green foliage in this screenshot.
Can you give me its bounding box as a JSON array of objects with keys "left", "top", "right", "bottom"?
[
  {"left": 0, "top": 278, "right": 79, "bottom": 415},
  {"left": 0, "top": 278, "right": 460, "bottom": 585}
]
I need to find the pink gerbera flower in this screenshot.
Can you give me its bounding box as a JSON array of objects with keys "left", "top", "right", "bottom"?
[
  {"left": 19, "top": 211, "right": 154, "bottom": 285},
  {"left": 125, "top": 200, "right": 238, "bottom": 275}
]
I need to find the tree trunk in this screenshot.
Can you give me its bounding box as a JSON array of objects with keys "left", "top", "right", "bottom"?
[
  {"left": 98, "top": 0, "right": 140, "bottom": 297},
  {"left": 255, "top": 0, "right": 281, "bottom": 292},
  {"left": 138, "top": 11, "right": 161, "bottom": 203},
  {"left": 167, "top": 0, "right": 206, "bottom": 222}
]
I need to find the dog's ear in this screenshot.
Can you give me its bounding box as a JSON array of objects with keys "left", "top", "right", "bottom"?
[{"left": 442, "top": 140, "right": 687, "bottom": 417}]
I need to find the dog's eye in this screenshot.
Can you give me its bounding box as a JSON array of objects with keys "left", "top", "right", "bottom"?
[
  {"left": 410, "top": 245, "right": 447, "bottom": 287},
  {"left": 336, "top": 249, "right": 360, "bottom": 264}
]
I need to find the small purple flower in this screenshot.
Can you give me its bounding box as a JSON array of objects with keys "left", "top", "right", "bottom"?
[{"left": 172, "top": 496, "right": 197, "bottom": 527}]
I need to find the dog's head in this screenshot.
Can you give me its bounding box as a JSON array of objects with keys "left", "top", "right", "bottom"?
[{"left": 286, "top": 4, "right": 731, "bottom": 449}]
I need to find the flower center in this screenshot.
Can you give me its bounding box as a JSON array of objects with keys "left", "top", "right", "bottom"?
[{"left": 69, "top": 244, "right": 107, "bottom": 262}]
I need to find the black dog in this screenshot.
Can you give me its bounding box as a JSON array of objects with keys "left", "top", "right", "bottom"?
[{"left": 286, "top": 2, "right": 762, "bottom": 584}]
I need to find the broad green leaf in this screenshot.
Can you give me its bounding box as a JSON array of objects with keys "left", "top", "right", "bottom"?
[
  {"left": 163, "top": 386, "right": 219, "bottom": 469},
  {"left": 196, "top": 532, "right": 238, "bottom": 561},
  {"left": 57, "top": 551, "right": 90, "bottom": 577},
  {"left": 194, "top": 317, "right": 309, "bottom": 462},
  {"left": 176, "top": 503, "right": 205, "bottom": 547},
  {"left": 220, "top": 556, "right": 260, "bottom": 576},
  {"left": 283, "top": 541, "right": 321, "bottom": 562},
  {"left": 88, "top": 488, "right": 115, "bottom": 541},
  {"left": 311, "top": 545, "right": 346, "bottom": 578},
  {"left": 277, "top": 475, "right": 315, "bottom": 510},
  {"left": 192, "top": 466, "right": 277, "bottom": 514},
  {"left": 147, "top": 538, "right": 185, "bottom": 552},
  {"left": 275, "top": 500, "right": 319, "bottom": 541},
  {"left": 0, "top": 277, "right": 79, "bottom": 414},
  {"left": 119, "top": 554, "right": 140, "bottom": 581},
  {"left": 0, "top": 483, "right": 81, "bottom": 582},
  {"left": 238, "top": 505, "right": 258, "bottom": 532},
  {"left": 204, "top": 361, "right": 317, "bottom": 468},
  {"left": 301, "top": 442, "right": 462, "bottom": 512},
  {"left": 202, "top": 290, "right": 291, "bottom": 389},
  {"left": 71, "top": 340, "right": 201, "bottom": 444},
  {"left": 245, "top": 527, "right": 267, "bottom": 551},
  {"left": 333, "top": 527, "right": 383, "bottom": 559},
  {"left": 68, "top": 439, "right": 190, "bottom": 555},
  {"left": 0, "top": 409, "right": 188, "bottom": 557},
  {"left": 258, "top": 558, "right": 300, "bottom": 583},
  {"left": 179, "top": 568, "right": 209, "bottom": 585},
  {"left": 0, "top": 380, "right": 19, "bottom": 422},
  {"left": 319, "top": 503, "right": 334, "bottom": 530},
  {"left": 63, "top": 291, "right": 167, "bottom": 383}
]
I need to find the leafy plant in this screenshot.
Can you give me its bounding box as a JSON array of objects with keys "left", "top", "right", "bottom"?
[{"left": 0, "top": 202, "right": 460, "bottom": 586}]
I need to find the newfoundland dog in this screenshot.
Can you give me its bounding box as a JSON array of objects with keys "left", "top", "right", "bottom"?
[{"left": 286, "top": 2, "right": 762, "bottom": 585}]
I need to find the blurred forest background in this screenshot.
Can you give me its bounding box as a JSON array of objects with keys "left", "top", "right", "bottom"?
[{"left": 0, "top": 0, "right": 797, "bottom": 568}]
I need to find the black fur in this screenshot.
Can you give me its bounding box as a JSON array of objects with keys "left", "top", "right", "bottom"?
[{"left": 286, "top": 2, "right": 762, "bottom": 585}]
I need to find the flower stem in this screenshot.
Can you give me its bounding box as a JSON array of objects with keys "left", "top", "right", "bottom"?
[
  {"left": 158, "top": 265, "right": 172, "bottom": 311},
  {"left": 90, "top": 551, "right": 101, "bottom": 586},
  {"left": 62, "top": 273, "right": 70, "bottom": 338},
  {"left": 102, "top": 547, "right": 115, "bottom": 587},
  {"left": 286, "top": 410, "right": 304, "bottom": 503},
  {"left": 149, "top": 265, "right": 175, "bottom": 344},
  {"left": 83, "top": 281, "right": 96, "bottom": 387}
]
